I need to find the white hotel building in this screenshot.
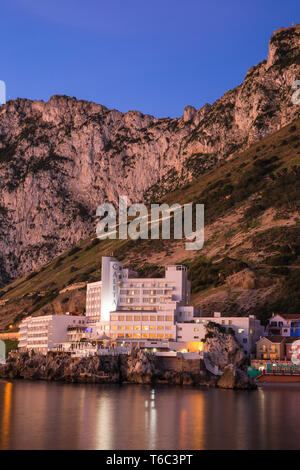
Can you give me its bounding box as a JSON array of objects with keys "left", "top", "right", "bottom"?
[
  {"left": 86, "top": 256, "right": 195, "bottom": 346},
  {"left": 176, "top": 312, "right": 265, "bottom": 356},
  {"left": 19, "top": 314, "right": 86, "bottom": 354},
  {"left": 18, "top": 257, "right": 264, "bottom": 356}
]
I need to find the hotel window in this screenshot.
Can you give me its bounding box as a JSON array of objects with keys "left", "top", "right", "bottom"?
[
  {"left": 134, "top": 333, "right": 141, "bottom": 339},
  {"left": 143, "top": 298, "right": 149, "bottom": 303},
  {"left": 149, "top": 334, "right": 156, "bottom": 339},
  {"left": 134, "top": 325, "right": 140, "bottom": 330},
  {"left": 142, "top": 326, "right": 149, "bottom": 331},
  {"left": 194, "top": 328, "right": 199, "bottom": 332},
  {"left": 125, "top": 333, "right": 133, "bottom": 338},
  {"left": 118, "top": 326, "right": 125, "bottom": 330},
  {"left": 165, "top": 334, "right": 173, "bottom": 339},
  {"left": 111, "top": 326, "right": 117, "bottom": 330},
  {"left": 126, "top": 316, "right": 133, "bottom": 321},
  {"left": 165, "top": 326, "right": 172, "bottom": 330},
  {"left": 142, "top": 333, "right": 149, "bottom": 339},
  {"left": 158, "top": 334, "right": 164, "bottom": 339},
  {"left": 157, "top": 326, "right": 164, "bottom": 330},
  {"left": 111, "top": 315, "right": 118, "bottom": 321},
  {"left": 149, "top": 326, "right": 156, "bottom": 330},
  {"left": 118, "top": 316, "right": 125, "bottom": 321},
  {"left": 165, "top": 316, "right": 172, "bottom": 321},
  {"left": 142, "top": 316, "right": 149, "bottom": 321},
  {"left": 134, "top": 316, "right": 141, "bottom": 321},
  {"left": 150, "top": 316, "right": 156, "bottom": 321}
]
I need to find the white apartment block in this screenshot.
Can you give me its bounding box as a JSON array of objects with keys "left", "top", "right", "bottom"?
[
  {"left": 176, "top": 312, "right": 265, "bottom": 355},
  {"left": 86, "top": 256, "right": 195, "bottom": 347},
  {"left": 19, "top": 314, "right": 86, "bottom": 354},
  {"left": 86, "top": 281, "right": 102, "bottom": 321}
]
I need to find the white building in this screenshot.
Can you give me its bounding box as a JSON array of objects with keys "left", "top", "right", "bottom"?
[
  {"left": 86, "top": 281, "right": 102, "bottom": 321},
  {"left": 176, "top": 312, "right": 265, "bottom": 355},
  {"left": 87, "top": 256, "right": 195, "bottom": 347},
  {"left": 19, "top": 314, "right": 86, "bottom": 354},
  {"left": 266, "top": 313, "right": 300, "bottom": 337}
]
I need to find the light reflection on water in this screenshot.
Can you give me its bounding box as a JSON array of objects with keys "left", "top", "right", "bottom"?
[{"left": 0, "top": 379, "right": 300, "bottom": 450}]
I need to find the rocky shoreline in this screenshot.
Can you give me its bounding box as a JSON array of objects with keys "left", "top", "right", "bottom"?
[{"left": 0, "top": 349, "right": 256, "bottom": 390}]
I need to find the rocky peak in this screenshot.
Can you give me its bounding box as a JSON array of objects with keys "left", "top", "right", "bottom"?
[
  {"left": 267, "top": 24, "right": 300, "bottom": 69},
  {"left": 183, "top": 105, "right": 197, "bottom": 122}
]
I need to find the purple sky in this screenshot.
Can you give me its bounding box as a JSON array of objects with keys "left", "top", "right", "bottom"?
[{"left": 1, "top": 0, "right": 299, "bottom": 117}]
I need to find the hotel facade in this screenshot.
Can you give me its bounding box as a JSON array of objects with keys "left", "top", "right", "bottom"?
[
  {"left": 86, "top": 256, "right": 195, "bottom": 347},
  {"left": 18, "top": 256, "right": 265, "bottom": 357}
]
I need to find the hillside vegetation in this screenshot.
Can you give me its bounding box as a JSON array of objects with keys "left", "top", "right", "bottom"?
[{"left": 0, "top": 117, "right": 299, "bottom": 330}]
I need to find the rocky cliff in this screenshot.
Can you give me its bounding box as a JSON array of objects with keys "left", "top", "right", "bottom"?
[
  {"left": 0, "top": 25, "right": 299, "bottom": 286},
  {"left": 0, "top": 346, "right": 255, "bottom": 389}
]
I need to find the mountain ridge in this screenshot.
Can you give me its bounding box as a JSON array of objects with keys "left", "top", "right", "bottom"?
[{"left": 0, "top": 24, "right": 300, "bottom": 287}]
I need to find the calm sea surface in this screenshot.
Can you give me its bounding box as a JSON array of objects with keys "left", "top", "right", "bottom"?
[{"left": 0, "top": 379, "right": 300, "bottom": 450}]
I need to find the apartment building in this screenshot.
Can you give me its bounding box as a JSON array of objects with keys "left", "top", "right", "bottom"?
[
  {"left": 19, "top": 314, "right": 86, "bottom": 354},
  {"left": 88, "top": 256, "right": 195, "bottom": 347},
  {"left": 256, "top": 336, "right": 286, "bottom": 361},
  {"left": 266, "top": 313, "right": 300, "bottom": 336},
  {"left": 176, "top": 312, "right": 264, "bottom": 355},
  {"left": 86, "top": 281, "right": 102, "bottom": 321}
]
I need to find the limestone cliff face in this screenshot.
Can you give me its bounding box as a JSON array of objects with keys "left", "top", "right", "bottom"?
[
  {"left": 204, "top": 323, "right": 246, "bottom": 370},
  {"left": 0, "top": 26, "right": 299, "bottom": 286}
]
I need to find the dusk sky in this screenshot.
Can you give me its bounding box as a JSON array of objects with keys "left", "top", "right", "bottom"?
[{"left": 1, "top": 0, "right": 299, "bottom": 117}]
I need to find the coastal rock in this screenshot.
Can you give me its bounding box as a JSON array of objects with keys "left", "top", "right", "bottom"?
[
  {"left": 204, "top": 323, "right": 246, "bottom": 370},
  {"left": 217, "top": 364, "right": 257, "bottom": 390},
  {"left": 0, "top": 349, "right": 252, "bottom": 389}
]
